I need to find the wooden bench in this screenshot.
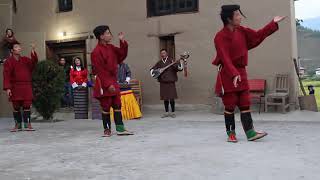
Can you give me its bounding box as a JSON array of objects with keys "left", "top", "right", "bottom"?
[{"left": 248, "top": 79, "right": 266, "bottom": 113}]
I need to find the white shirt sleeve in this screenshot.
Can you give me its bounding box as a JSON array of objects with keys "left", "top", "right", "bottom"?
[
  {"left": 178, "top": 61, "right": 184, "bottom": 71},
  {"left": 125, "top": 77, "right": 131, "bottom": 83},
  {"left": 72, "top": 82, "right": 78, "bottom": 89}
]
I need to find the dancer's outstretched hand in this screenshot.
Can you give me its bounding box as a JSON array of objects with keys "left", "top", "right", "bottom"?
[
  {"left": 274, "top": 16, "right": 287, "bottom": 23},
  {"left": 30, "top": 43, "right": 36, "bottom": 53},
  {"left": 30, "top": 43, "right": 36, "bottom": 50},
  {"left": 118, "top": 32, "right": 125, "bottom": 41}
]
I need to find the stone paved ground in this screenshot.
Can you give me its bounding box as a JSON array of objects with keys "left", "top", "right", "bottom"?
[{"left": 0, "top": 110, "right": 319, "bottom": 180}]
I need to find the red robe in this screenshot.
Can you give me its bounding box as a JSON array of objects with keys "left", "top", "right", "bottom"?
[
  {"left": 212, "top": 20, "right": 279, "bottom": 96},
  {"left": 69, "top": 67, "right": 88, "bottom": 85},
  {"left": 3, "top": 52, "right": 38, "bottom": 101},
  {"left": 91, "top": 40, "right": 128, "bottom": 98}
]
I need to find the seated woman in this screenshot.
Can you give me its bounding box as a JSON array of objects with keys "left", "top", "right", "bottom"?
[
  {"left": 111, "top": 62, "right": 142, "bottom": 120},
  {"left": 70, "top": 57, "right": 89, "bottom": 119}
]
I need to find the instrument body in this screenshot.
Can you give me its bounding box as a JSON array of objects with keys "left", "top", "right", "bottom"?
[{"left": 152, "top": 52, "right": 190, "bottom": 79}]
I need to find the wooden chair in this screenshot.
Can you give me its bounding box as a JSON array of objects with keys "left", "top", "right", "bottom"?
[
  {"left": 265, "top": 74, "right": 290, "bottom": 113},
  {"left": 248, "top": 79, "right": 266, "bottom": 114},
  {"left": 130, "top": 79, "right": 143, "bottom": 110}
]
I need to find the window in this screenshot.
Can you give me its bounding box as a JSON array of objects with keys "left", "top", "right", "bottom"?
[
  {"left": 58, "top": 0, "right": 73, "bottom": 13},
  {"left": 147, "top": 0, "right": 198, "bottom": 17},
  {"left": 160, "top": 36, "right": 175, "bottom": 59}
]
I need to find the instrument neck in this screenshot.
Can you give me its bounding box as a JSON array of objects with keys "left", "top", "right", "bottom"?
[{"left": 162, "top": 58, "right": 182, "bottom": 71}]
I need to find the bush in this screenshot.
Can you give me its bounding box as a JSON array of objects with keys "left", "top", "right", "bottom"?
[
  {"left": 32, "top": 60, "right": 65, "bottom": 120},
  {"left": 309, "top": 75, "right": 320, "bottom": 82},
  {"left": 306, "top": 68, "right": 316, "bottom": 77}
]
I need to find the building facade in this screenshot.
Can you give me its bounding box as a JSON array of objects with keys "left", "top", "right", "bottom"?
[{"left": 0, "top": 0, "right": 298, "bottom": 117}]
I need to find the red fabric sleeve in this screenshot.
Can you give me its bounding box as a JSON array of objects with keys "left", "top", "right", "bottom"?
[
  {"left": 29, "top": 51, "right": 38, "bottom": 71},
  {"left": 241, "top": 20, "right": 279, "bottom": 50},
  {"left": 114, "top": 40, "right": 128, "bottom": 64}
]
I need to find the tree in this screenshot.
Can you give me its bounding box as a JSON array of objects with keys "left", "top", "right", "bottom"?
[{"left": 32, "top": 60, "right": 65, "bottom": 120}]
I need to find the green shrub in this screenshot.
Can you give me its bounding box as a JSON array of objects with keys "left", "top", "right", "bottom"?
[{"left": 32, "top": 60, "right": 65, "bottom": 120}]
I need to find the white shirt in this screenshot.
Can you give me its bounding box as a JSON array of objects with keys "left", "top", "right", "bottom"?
[{"left": 162, "top": 56, "right": 168, "bottom": 64}]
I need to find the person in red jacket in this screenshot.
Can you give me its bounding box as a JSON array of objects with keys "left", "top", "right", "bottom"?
[
  {"left": 70, "top": 56, "right": 88, "bottom": 89},
  {"left": 3, "top": 42, "right": 38, "bottom": 132},
  {"left": 212, "top": 5, "right": 286, "bottom": 142},
  {"left": 91, "top": 25, "right": 134, "bottom": 137}
]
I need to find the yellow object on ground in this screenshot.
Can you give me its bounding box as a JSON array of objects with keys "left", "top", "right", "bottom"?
[{"left": 111, "top": 90, "right": 142, "bottom": 120}]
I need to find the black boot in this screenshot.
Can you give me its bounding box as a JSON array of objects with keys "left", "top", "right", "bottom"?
[
  {"left": 224, "top": 113, "right": 237, "bottom": 143},
  {"left": 23, "top": 110, "right": 35, "bottom": 131},
  {"left": 240, "top": 112, "right": 267, "bottom": 141},
  {"left": 102, "top": 112, "right": 112, "bottom": 137},
  {"left": 224, "top": 113, "right": 236, "bottom": 135},
  {"left": 10, "top": 111, "right": 22, "bottom": 132}
]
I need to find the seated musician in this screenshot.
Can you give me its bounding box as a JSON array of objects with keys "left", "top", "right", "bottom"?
[
  {"left": 112, "top": 62, "right": 142, "bottom": 120},
  {"left": 118, "top": 62, "right": 132, "bottom": 90}
]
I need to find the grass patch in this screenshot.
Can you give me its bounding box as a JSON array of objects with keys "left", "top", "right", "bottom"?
[{"left": 301, "top": 80, "right": 320, "bottom": 110}]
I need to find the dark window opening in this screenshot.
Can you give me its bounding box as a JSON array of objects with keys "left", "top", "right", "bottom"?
[
  {"left": 58, "top": 0, "right": 73, "bottom": 13},
  {"left": 160, "top": 36, "right": 175, "bottom": 59},
  {"left": 147, "top": 0, "right": 198, "bottom": 17}
]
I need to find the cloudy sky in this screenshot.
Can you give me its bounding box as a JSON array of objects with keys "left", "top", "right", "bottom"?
[{"left": 295, "top": 0, "right": 320, "bottom": 19}]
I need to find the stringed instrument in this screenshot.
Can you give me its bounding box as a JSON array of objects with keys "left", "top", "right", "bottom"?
[{"left": 151, "top": 52, "right": 190, "bottom": 79}]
